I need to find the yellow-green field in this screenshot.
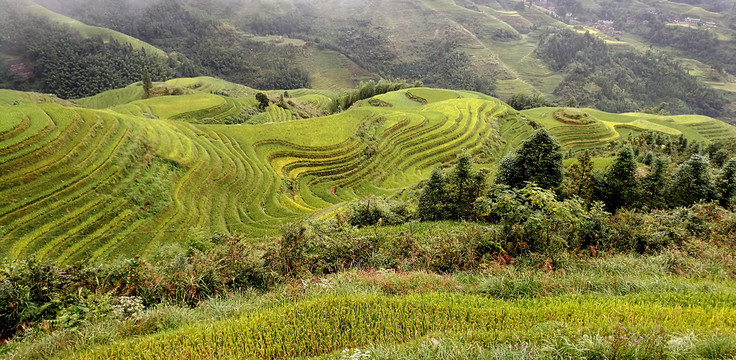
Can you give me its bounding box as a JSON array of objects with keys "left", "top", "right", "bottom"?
[
  {"left": 69, "top": 291, "right": 736, "bottom": 360},
  {"left": 521, "top": 107, "right": 736, "bottom": 150},
  {"left": 2, "top": 80, "right": 736, "bottom": 264}
]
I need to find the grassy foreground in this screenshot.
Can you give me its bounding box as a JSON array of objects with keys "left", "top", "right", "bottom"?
[
  {"left": 71, "top": 291, "right": 736, "bottom": 360},
  {"left": 2, "top": 209, "right": 734, "bottom": 359},
  {"left": 2, "top": 246, "right": 728, "bottom": 359}
]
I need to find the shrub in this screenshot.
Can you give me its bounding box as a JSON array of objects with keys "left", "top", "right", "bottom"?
[
  {"left": 0, "top": 234, "right": 268, "bottom": 340},
  {"left": 347, "top": 197, "right": 413, "bottom": 227},
  {"left": 477, "top": 183, "right": 598, "bottom": 254}
]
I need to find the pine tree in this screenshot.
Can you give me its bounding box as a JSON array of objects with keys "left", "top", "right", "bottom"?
[
  {"left": 717, "top": 158, "right": 736, "bottom": 207},
  {"left": 418, "top": 169, "right": 447, "bottom": 221},
  {"left": 496, "top": 128, "right": 563, "bottom": 190},
  {"left": 601, "top": 145, "right": 640, "bottom": 211},
  {"left": 670, "top": 153, "right": 714, "bottom": 206},
  {"left": 641, "top": 155, "right": 669, "bottom": 208},
  {"left": 142, "top": 67, "right": 153, "bottom": 99},
  {"left": 447, "top": 152, "right": 486, "bottom": 220}
]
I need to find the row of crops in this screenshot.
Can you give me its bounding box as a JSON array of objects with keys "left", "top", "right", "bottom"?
[
  {"left": 3, "top": 87, "right": 736, "bottom": 263},
  {"left": 521, "top": 107, "right": 736, "bottom": 150},
  {"left": 70, "top": 291, "right": 736, "bottom": 359},
  {"left": 0, "top": 92, "right": 527, "bottom": 263}
]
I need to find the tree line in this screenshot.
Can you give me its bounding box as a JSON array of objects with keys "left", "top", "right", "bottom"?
[
  {"left": 0, "top": 0, "right": 310, "bottom": 98},
  {"left": 417, "top": 128, "right": 736, "bottom": 219},
  {"left": 535, "top": 28, "right": 727, "bottom": 117}
]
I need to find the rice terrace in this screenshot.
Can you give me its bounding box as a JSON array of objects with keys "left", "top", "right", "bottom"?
[
  {"left": 2, "top": 0, "right": 736, "bottom": 358},
  {"left": 3, "top": 78, "right": 734, "bottom": 264}
]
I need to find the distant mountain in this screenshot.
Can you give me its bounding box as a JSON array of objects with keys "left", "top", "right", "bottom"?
[{"left": 1, "top": 0, "right": 735, "bottom": 120}]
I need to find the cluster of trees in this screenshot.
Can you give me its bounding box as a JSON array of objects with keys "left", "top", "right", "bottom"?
[
  {"left": 8, "top": 0, "right": 500, "bottom": 97},
  {"left": 415, "top": 128, "right": 736, "bottom": 224},
  {"left": 390, "top": 40, "right": 497, "bottom": 95},
  {"left": 343, "top": 128, "right": 736, "bottom": 261},
  {"left": 505, "top": 93, "right": 554, "bottom": 110},
  {"left": 498, "top": 129, "right": 736, "bottom": 211},
  {"left": 242, "top": 9, "right": 496, "bottom": 95},
  {"left": 329, "top": 79, "right": 414, "bottom": 112},
  {"left": 245, "top": 11, "right": 401, "bottom": 77},
  {"left": 647, "top": 26, "right": 736, "bottom": 77},
  {"left": 0, "top": 11, "right": 175, "bottom": 98},
  {"left": 593, "top": 3, "right": 736, "bottom": 82},
  {"left": 536, "top": 29, "right": 727, "bottom": 117},
  {"left": 0, "top": 0, "right": 310, "bottom": 98},
  {"left": 417, "top": 153, "right": 488, "bottom": 221}
]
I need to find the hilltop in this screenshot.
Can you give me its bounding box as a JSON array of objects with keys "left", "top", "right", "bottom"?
[{"left": 1, "top": 77, "right": 736, "bottom": 264}]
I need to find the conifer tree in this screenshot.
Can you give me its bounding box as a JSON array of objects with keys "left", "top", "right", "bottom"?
[
  {"left": 717, "top": 158, "right": 736, "bottom": 207},
  {"left": 448, "top": 152, "right": 486, "bottom": 220},
  {"left": 642, "top": 155, "right": 669, "bottom": 208},
  {"left": 496, "top": 128, "right": 563, "bottom": 190},
  {"left": 670, "top": 153, "right": 714, "bottom": 206},
  {"left": 601, "top": 145, "right": 639, "bottom": 211},
  {"left": 142, "top": 67, "right": 153, "bottom": 99},
  {"left": 418, "top": 169, "right": 447, "bottom": 221}
]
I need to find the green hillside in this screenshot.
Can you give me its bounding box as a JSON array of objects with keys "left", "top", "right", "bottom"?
[
  {"left": 3, "top": 0, "right": 736, "bottom": 121},
  {"left": 23, "top": 3, "right": 166, "bottom": 57},
  {"left": 1, "top": 81, "right": 736, "bottom": 264}
]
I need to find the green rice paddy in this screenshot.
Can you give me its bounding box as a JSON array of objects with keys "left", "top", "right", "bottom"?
[{"left": 1, "top": 81, "right": 735, "bottom": 264}]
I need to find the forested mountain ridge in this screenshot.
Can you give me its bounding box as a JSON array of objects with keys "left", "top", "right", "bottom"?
[{"left": 1, "top": 0, "right": 736, "bottom": 120}]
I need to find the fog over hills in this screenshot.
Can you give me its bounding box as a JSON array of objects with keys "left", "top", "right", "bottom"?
[{"left": 1, "top": 0, "right": 735, "bottom": 119}]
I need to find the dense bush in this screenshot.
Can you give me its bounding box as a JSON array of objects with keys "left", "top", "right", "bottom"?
[
  {"left": 477, "top": 184, "right": 609, "bottom": 254},
  {"left": 346, "top": 197, "right": 413, "bottom": 227},
  {"left": 0, "top": 234, "right": 267, "bottom": 340}
]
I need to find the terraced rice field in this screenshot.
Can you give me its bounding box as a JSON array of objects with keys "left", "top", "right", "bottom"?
[
  {"left": 1, "top": 85, "right": 734, "bottom": 264},
  {"left": 522, "top": 107, "right": 736, "bottom": 150},
  {"left": 0, "top": 88, "right": 521, "bottom": 263}
]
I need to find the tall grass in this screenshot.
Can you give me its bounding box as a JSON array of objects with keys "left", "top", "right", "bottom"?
[{"left": 70, "top": 291, "right": 736, "bottom": 359}]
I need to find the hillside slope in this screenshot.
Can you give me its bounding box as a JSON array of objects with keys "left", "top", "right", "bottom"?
[
  {"left": 9, "top": 0, "right": 732, "bottom": 122},
  {"left": 1, "top": 82, "right": 735, "bottom": 264}
]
